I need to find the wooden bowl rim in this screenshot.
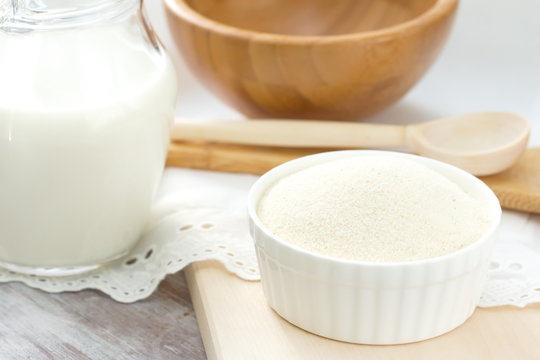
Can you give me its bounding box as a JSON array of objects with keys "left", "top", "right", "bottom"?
[{"left": 164, "top": 0, "right": 458, "bottom": 43}]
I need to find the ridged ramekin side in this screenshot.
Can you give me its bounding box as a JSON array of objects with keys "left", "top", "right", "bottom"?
[
  {"left": 252, "top": 221, "right": 498, "bottom": 344},
  {"left": 248, "top": 150, "right": 501, "bottom": 344}
]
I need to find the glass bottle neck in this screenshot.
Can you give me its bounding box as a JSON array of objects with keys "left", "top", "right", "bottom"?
[{"left": 0, "top": 0, "right": 140, "bottom": 34}]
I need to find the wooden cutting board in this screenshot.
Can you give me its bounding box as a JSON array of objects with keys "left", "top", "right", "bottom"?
[
  {"left": 167, "top": 142, "right": 540, "bottom": 213},
  {"left": 171, "top": 143, "right": 540, "bottom": 358},
  {"left": 185, "top": 261, "right": 540, "bottom": 360}
]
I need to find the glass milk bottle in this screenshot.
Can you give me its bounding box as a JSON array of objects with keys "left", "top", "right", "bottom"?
[{"left": 0, "top": 0, "right": 178, "bottom": 275}]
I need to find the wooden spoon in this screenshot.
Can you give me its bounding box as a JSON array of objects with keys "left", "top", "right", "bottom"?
[{"left": 171, "top": 112, "right": 530, "bottom": 176}]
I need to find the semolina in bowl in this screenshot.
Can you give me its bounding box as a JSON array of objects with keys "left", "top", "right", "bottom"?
[{"left": 247, "top": 150, "right": 501, "bottom": 344}]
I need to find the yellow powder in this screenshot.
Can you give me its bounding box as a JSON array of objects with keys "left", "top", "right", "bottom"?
[{"left": 257, "top": 156, "right": 491, "bottom": 262}]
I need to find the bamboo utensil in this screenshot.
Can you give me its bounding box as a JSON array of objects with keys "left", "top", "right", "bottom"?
[
  {"left": 171, "top": 112, "right": 530, "bottom": 176},
  {"left": 480, "top": 148, "right": 540, "bottom": 213},
  {"left": 164, "top": 0, "right": 458, "bottom": 120},
  {"left": 166, "top": 143, "right": 540, "bottom": 213}
]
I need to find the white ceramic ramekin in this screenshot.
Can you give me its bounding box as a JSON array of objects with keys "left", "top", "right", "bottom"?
[{"left": 248, "top": 150, "right": 501, "bottom": 345}]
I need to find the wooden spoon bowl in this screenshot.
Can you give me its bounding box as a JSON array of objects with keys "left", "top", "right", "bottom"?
[{"left": 165, "top": 0, "right": 458, "bottom": 120}]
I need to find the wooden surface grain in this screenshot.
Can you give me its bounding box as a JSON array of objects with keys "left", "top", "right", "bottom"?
[
  {"left": 186, "top": 261, "right": 540, "bottom": 360},
  {"left": 167, "top": 142, "right": 540, "bottom": 214},
  {"left": 0, "top": 273, "right": 206, "bottom": 360}
]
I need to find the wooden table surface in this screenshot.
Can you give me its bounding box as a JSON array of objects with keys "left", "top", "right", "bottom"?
[{"left": 0, "top": 272, "right": 206, "bottom": 360}]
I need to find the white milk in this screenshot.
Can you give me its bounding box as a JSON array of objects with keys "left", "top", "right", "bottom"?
[{"left": 0, "top": 24, "right": 177, "bottom": 267}]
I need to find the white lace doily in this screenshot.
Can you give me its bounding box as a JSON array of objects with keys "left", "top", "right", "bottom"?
[
  {"left": 0, "top": 168, "right": 539, "bottom": 307},
  {"left": 477, "top": 210, "right": 540, "bottom": 307},
  {"left": 0, "top": 169, "right": 261, "bottom": 303},
  {"left": 0, "top": 206, "right": 258, "bottom": 303}
]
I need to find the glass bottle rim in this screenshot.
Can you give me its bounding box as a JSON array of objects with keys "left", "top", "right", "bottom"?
[{"left": 0, "top": 0, "right": 140, "bottom": 34}]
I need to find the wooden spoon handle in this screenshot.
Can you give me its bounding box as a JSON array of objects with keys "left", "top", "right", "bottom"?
[{"left": 171, "top": 119, "right": 406, "bottom": 148}]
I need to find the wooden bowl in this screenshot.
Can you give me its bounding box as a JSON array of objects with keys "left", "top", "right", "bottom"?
[{"left": 165, "top": 0, "right": 458, "bottom": 120}]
